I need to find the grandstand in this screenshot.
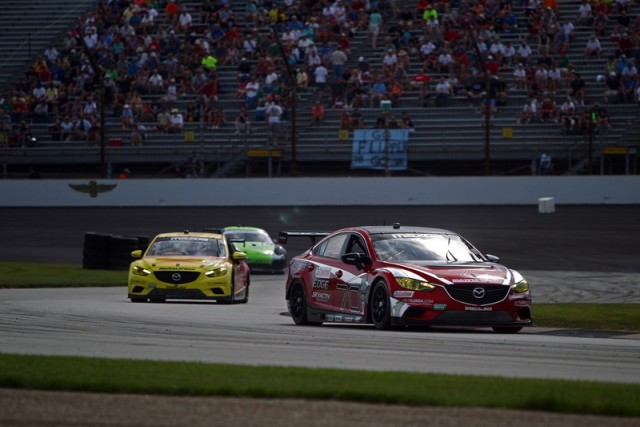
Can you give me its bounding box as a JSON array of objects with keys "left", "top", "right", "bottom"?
[{"left": 0, "top": 0, "right": 638, "bottom": 178}]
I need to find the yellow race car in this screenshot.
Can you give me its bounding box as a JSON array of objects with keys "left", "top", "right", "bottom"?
[{"left": 127, "top": 231, "right": 250, "bottom": 304}]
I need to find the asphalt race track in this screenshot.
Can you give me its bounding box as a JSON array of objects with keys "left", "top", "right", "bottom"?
[{"left": 1, "top": 206, "right": 640, "bottom": 384}]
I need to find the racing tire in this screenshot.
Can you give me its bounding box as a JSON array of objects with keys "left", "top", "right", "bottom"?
[
  {"left": 217, "top": 282, "right": 236, "bottom": 305},
  {"left": 289, "top": 282, "right": 321, "bottom": 325},
  {"left": 130, "top": 297, "right": 147, "bottom": 303},
  {"left": 370, "top": 282, "right": 392, "bottom": 330},
  {"left": 238, "top": 282, "right": 249, "bottom": 304},
  {"left": 492, "top": 326, "right": 523, "bottom": 334}
]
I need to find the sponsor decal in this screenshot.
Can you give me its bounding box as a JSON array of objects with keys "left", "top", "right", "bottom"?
[
  {"left": 509, "top": 293, "right": 528, "bottom": 300},
  {"left": 313, "top": 279, "right": 330, "bottom": 289},
  {"left": 452, "top": 278, "right": 484, "bottom": 283},
  {"left": 406, "top": 299, "right": 434, "bottom": 304},
  {"left": 464, "top": 306, "right": 493, "bottom": 312},
  {"left": 312, "top": 291, "right": 330, "bottom": 302},
  {"left": 315, "top": 266, "right": 332, "bottom": 279},
  {"left": 169, "top": 237, "right": 212, "bottom": 242},
  {"left": 393, "top": 290, "right": 414, "bottom": 298},
  {"left": 433, "top": 304, "right": 447, "bottom": 310}
]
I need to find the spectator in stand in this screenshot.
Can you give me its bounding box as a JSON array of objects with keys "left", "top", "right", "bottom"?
[
  {"left": 369, "top": 8, "right": 383, "bottom": 49},
  {"left": 296, "top": 67, "right": 310, "bottom": 92},
  {"left": 245, "top": 77, "right": 260, "bottom": 109},
  {"left": 60, "top": 116, "right": 74, "bottom": 141},
  {"left": 234, "top": 106, "right": 251, "bottom": 135},
  {"left": 121, "top": 104, "right": 134, "bottom": 129},
  {"left": 340, "top": 109, "right": 352, "bottom": 131},
  {"left": 48, "top": 118, "right": 62, "bottom": 141},
  {"left": 330, "top": 46, "right": 348, "bottom": 81},
  {"left": 569, "top": 72, "right": 586, "bottom": 106},
  {"left": 540, "top": 97, "right": 559, "bottom": 122},
  {"left": 313, "top": 63, "right": 329, "bottom": 92},
  {"left": 311, "top": 100, "right": 325, "bottom": 125},
  {"left": 210, "top": 105, "right": 226, "bottom": 129},
  {"left": 559, "top": 97, "right": 579, "bottom": 132},
  {"left": 516, "top": 42, "right": 533, "bottom": 66},
  {"left": 519, "top": 98, "right": 538, "bottom": 123},
  {"left": 592, "top": 11, "right": 608, "bottom": 37},
  {"left": 156, "top": 107, "right": 170, "bottom": 132},
  {"left": 435, "top": 77, "right": 453, "bottom": 107},
  {"left": 400, "top": 111, "right": 415, "bottom": 132},
  {"left": 73, "top": 114, "right": 92, "bottom": 141},
  {"left": 584, "top": 34, "right": 601, "bottom": 60},
  {"left": 576, "top": 0, "right": 593, "bottom": 26},
  {"left": 265, "top": 100, "right": 283, "bottom": 146},
  {"left": 539, "top": 152, "right": 553, "bottom": 175},
  {"left": 369, "top": 78, "right": 388, "bottom": 108},
  {"left": 603, "top": 71, "right": 622, "bottom": 103},
  {"left": 513, "top": 63, "right": 528, "bottom": 90},
  {"left": 168, "top": 108, "right": 184, "bottom": 133}
]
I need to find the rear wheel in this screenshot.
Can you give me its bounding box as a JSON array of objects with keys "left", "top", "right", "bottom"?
[
  {"left": 370, "top": 282, "right": 392, "bottom": 330},
  {"left": 492, "top": 326, "right": 523, "bottom": 333}
]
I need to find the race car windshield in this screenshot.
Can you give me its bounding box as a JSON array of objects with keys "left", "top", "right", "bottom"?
[
  {"left": 225, "top": 231, "right": 272, "bottom": 244},
  {"left": 146, "top": 237, "right": 226, "bottom": 257},
  {"left": 372, "top": 233, "right": 485, "bottom": 263}
]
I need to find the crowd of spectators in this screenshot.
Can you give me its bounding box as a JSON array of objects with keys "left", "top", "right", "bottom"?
[{"left": 0, "top": 0, "right": 639, "bottom": 150}]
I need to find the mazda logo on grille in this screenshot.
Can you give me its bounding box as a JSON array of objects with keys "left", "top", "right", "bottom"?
[
  {"left": 472, "top": 287, "right": 485, "bottom": 298},
  {"left": 172, "top": 273, "right": 182, "bottom": 282}
]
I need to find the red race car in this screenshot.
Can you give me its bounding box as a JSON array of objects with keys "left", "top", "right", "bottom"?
[{"left": 280, "top": 224, "right": 532, "bottom": 333}]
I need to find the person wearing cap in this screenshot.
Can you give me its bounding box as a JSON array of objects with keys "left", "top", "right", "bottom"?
[
  {"left": 168, "top": 108, "right": 184, "bottom": 133},
  {"left": 121, "top": 104, "right": 134, "bottom": 129}
]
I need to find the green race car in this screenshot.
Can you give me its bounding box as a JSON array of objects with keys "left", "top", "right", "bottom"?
[{"left": 223, "top": 226, "right": 287, "bottom": 273}]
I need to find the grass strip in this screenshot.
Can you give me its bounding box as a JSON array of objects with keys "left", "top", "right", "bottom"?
[
  {"left": 0, "top": 354, "right": 638, "bottom": 417},
  {"left": 0, "top": 261, "right": 126, "bottom": 287},
  {"left": 534, "top": 303, "right": 640, "bottom": 332}
]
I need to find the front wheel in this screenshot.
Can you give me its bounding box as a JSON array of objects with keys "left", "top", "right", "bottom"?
[
  {"left": 492, "top": 326, "right": 523, "bottom": 333},
  {"left": 238, "top": 282, "right": 249, "bottom": 304},
  {"left": 289, "top": 282, "right": 321, "bottom": 325},
  {"left": 370, "top": 282, "right": 392, "bottom": 329}
]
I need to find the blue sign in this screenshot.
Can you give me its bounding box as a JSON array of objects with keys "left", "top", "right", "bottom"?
[{"left": 351, "top": 129, "right": 409, "bottom": 171}]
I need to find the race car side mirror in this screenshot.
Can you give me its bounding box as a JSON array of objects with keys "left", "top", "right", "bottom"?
[
  {"left": 341, "top": 252, "right": 372, "bottom": 270},
  {"left": 485, "top": 254, "right": 500, "bottom": 263},
  {"left": 232, "top": 251, "right": 247, "bottom": 262},
  {"left": 131, "top": 249, "right": 142, "bottom": 259}
]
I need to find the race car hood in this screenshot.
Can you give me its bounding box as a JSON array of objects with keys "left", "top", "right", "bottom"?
[
  {"left": 232, "top": 242, "right": 275, "bottom": 252},
  {"left": 140, "top": 257, "right": 227, "bottom": 270},
  {"left": 231, "top": 242, "right": 276, "bottom": 262},
  {"left": 392, "top": 262, "right": 513, "bottom": 286}
]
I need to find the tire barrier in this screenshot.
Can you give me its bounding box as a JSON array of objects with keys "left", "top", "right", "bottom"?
[{"left": 82, "top": 232, "right": 149, "bottom": 271}]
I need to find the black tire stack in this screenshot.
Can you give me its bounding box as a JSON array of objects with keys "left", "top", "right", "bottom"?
[{"left": 82, "top": 232, "right": 149, "bottom": 271}]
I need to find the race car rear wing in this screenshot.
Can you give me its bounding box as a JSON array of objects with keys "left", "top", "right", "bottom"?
[{"left": 278, "top": 231, "right": 330, "bottom": 245}]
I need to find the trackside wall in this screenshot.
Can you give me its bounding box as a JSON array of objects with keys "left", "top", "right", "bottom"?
[{"left": 0, "top": 176, "right": 638, "bottom": 207}]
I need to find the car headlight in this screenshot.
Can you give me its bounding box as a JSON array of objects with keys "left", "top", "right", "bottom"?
[
  {"left": 511, "top": 279, "right": 529, "bottom": 293},
  {"left": 274, "top": 245, "right": 286, "bottom": 256},
  {"left": 396, "top": 277, "right": 436, "bottom": 291},
  {"left": 131, "top": 265, "right": 151, "bottom": 276},
  {"left": 205, "top": 266, "right": 228, "bottom": 277}
]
